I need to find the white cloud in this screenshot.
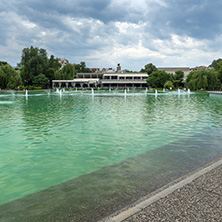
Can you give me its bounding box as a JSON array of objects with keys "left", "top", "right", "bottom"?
[
  {"left": 0, "top": 0, "right": 222, "bottom": 69},
  {"left": 21, "top": 20, "right": 36, "bottom": 29}
]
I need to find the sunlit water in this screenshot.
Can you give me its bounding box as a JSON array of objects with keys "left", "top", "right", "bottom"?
[{"left": 0, "top": 90, "right": 222, "bottom": 207}]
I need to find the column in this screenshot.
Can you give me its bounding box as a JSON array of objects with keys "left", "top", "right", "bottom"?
[{"left": 59, "top": 82, "right": 62, "bottom": 88}]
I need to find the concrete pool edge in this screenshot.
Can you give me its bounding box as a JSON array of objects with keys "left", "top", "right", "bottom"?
[
  {"left": 1, "top": 130, "right": 221, "bottom": 222},
  {"left": 101, "top": 156, "right": 222, "bottom": 222}
]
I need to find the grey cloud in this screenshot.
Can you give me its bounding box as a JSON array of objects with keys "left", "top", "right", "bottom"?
[
  {"left": 152, "top": 0, "right": 222, "bottom": 39},
  {"left": 0, "top": 20, "right": 8, "bottom": 46},
  {"left": 1, "top": 0, "right": 222, "bottom": 69}
]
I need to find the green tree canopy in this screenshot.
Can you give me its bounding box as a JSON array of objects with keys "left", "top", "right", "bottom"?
[
  {"left": 186, "top": 69, "right": 219, "bottom": 90},
  {"left": 147, "top": 70, "right": 172, "bottom": 88},
  {"left": 45, "top": 55, "right": 61, "bottom": 84},
  {"left": 33, "top": 74, "right": 49, "bottom": 88},
  {"left": 54, "top": 63, "right": 76, "bottom": 80},
  {"left": 164, "top": 80, "right": 174, "bottom": 89},
  {"left": 75, "top": 62, "right": 92, "bottom": 73},
  {"left": 173, "top": 70, "right": 184, "bottom": 88},
  {"left": 0, "top": 61, "right": 8, "bottom": 66},
  {"left": 211, "top": 59, "right": 222, "bottom": 83},
  {"left": 210, "top": 59, "right": 222, "bottom": 70},
  {"left": 20, "top": 46, "right": 48, "bottom": 85},
  {"left": 140, "top": 63, "right": 157, "bottom": 74},
  {"left": 0, "top": 63, "right": 22, "bottom": 89}
]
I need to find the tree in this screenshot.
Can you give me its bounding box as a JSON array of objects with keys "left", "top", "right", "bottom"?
[
  {"left": 218, "top": 68, "right": 222, "bottom": 84},
  {"left": 33, "top": 74, "right": 49, "bottom": 88},
  {"left": 164, "top": 81, "right": 174, "bottom": 89},
  {"left": 147, "top": 70, "right": 172, "bottom": 88},
  {"left": 0, "top": 61, "right": 8, "bottom": 66},
  {"left": 210, "top": 59, "right": 222, "bottom": 70},
  {"left": 54, "top": 63, "right": 76, "bottom": 80},
  {"left": 141, "top": 63, "right": 157, "bottom": 75},
  {"left": 8, "top": 72, "right": 22, "bottom": 89},
  {"left": 173, "top": 70, "right": 184, "bottom": 88},
  {"left": 211, "top": 59, "right": 222, "bottom": 84},
  {"left": 61, "top": 63, "right": 76, "bottom": 80},
  {"left": 75, "top": 62, "right": 92, "bottom": 73},
  {"left": 47, "top": 55, "right": 61, "bottom": 70},
  {"left": 0, "top": 67, "right": 7, "bottom": 88},
  {"left": 46, "top": 55, "right": 61, "bottom": 86},
  {"left": 0, "top": 63, "right": 22, "bottom": 89},
  {"left": 186, "top": 69, "right": 219, "bottom": 90},
  {"left": 20, "top": 46, "right": 48, "bottom": 85}
]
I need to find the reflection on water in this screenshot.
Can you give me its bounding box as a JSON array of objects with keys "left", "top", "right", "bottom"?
[{"left": 0, "top": 91, "right": 222, "bottom": 210}]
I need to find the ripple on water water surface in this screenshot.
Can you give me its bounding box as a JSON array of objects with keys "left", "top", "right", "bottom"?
[{"left": 0, "top": 91, "right": 222, "bottom": 205}]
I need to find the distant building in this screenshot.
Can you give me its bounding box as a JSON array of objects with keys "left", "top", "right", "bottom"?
[
  {"left": 107, "top": 68, "right": 115, "bottom": 73},
  {"left": 191, "top": 66, "right": 212, "bottom": 71},
  {"left": 157, "top": 67, "right": 191, "bottom": 79},
  {"left": 100, "top": 73, "right": 148, "bottom": 88},
  {"left": 58, "top": 58, "right": 69, "bottom": 68},
  {"left": 90, "top": 68, "right": 100, "bottom": 73},
  {"left": 101, "top": 67, "right": 116, "bottom": 73},
  {"left": 52, "top": 64, "right": 148, "bottom": 89}
]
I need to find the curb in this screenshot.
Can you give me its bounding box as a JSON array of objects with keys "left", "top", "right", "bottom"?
[{"left": 104, "top": 158, "right": 222, "bottom": 222}]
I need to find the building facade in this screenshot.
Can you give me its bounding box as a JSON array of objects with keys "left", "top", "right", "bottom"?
[
  {"left": 157, "top": 67, "right": 191, "bottom": 79},
  {"left": 52, "top": 65, "right": 197, "bottom": 89},
  {"left": 52, "top": 72, "right": 148, "bottom": 89}
]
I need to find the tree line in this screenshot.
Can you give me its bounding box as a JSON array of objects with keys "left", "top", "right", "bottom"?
[
  {"left": 1, "top": 45, "right": 222, "bottom": 90},
  {"left": 0, "top": 46, "right": 92, "bottom": 89},
  {"left": 142, "top": 63, "right": 185, "bottom": 89},
  {"left": 143, "top": 62, "right": 222, "bottom": 90}
]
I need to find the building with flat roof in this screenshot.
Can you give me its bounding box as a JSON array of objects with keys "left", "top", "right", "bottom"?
[
  {"left": 101, "top": 73, "right": 148, "bottom": 88},
  {"left": 52, "top": 64, "right": 202, "bottom": 89},
  {"left": 52, "top": 64, "right": 148, "bottom": 89},
  {"left": 157, "top": 67, "right": 191, "bottom": 78}
]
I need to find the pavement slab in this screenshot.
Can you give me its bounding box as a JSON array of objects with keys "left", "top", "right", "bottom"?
[{"left": 110, "top": 158, "right": 222, "bottom": 222}]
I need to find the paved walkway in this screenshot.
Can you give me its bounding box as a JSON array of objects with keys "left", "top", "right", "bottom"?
[{"left": 106, "top": 158, "right": 222, "bottom": 222}]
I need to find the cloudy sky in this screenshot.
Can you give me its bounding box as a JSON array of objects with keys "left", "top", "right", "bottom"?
[{"left": 1, "top": 0, "right": 222, "bottom": 70}]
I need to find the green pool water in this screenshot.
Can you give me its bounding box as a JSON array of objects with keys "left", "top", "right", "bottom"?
[{"left": 0, "top": 90, "right": 222, "bottom": 207}]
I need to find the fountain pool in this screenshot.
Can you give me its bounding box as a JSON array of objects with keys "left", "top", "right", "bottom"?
[{"left": 0, "top": 90, "right": 222, "bottom": 221}]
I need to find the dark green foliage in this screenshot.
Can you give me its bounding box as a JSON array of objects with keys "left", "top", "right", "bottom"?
[
  {"left": 209, "top": 58, "right": 222, "bottom": 70},
  {"left": 164, "top": 80, "right": 174, "bottom": 89},
  {"left": 211, "top": 59, "right": 222, "bottom": 83},
  {"left": 0, "top": 63, "right": 22, "bottom": 89},
  {"left": 140, "top": 63, "right": 157, "bottom": 74},
  {"left": 54, "top": 63, "right": 76, "bottom": 80},
  {"left": 33, "top": 74, "right": 49, "bottom": 88},
  {"left": 0, "top": 61, "right": 8, "bottom": 66},
  {"left": 46, "top": 55, "right": 61, "bottom": 81},
  {"left": 172, "top": 70, "right": 184, "bottom": 88},
  {"left": 20, "top": 46, "right": 48, "bottom": 85},
  {"left": 125, "top": 70, "right": 138, "bottom": 73},
  {"left": 75, "top": 62, "right": 92, "bottom": 73},
  {"left": 186, "top": 69, "right": 220, "bottom": 90},
  {"left": 20, "top": 46, "right": 63, "bottom": 87},
  {"left": 147, "top": 70, "right": 172, "bottom": 88}
]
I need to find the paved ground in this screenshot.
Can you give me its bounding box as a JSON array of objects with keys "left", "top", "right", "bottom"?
[{"left": 106, "top": 158, "right": 222, "bottom": 222}]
